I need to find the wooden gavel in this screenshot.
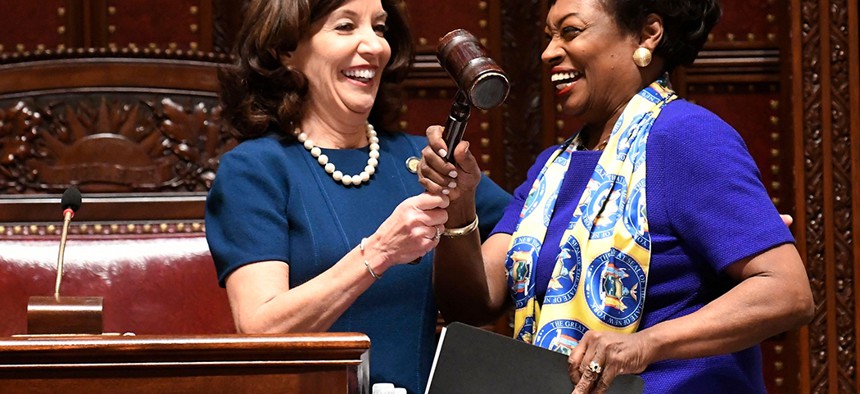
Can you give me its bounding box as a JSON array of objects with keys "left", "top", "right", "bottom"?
[{"left": 436, "top": 29, "right": 510, "bottom": 163}]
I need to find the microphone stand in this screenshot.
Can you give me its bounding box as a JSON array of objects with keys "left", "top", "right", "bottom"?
[
  {"left": 54, "top": 208, "right": 74, "bottom": 298},
  {"left": 26, "top": 192, "right": 103, "bottom": 336},
  {"left": 443, "top": 90, "right": 471, "bottom": 164}
]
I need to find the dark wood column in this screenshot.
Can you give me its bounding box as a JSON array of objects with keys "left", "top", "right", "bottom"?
[{"left": 788, "top": 0, "right": 860, "bottom": 393}]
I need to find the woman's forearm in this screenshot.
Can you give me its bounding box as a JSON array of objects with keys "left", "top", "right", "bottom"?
[
  {"left": 230, "top": 247, "right": 383, "bottom": 334},
  {"left": 639, "top": 244, "right": 813, "bottom": 364},
  {"left": 433, "top": 227, "right": 511, "bottom": 326}
]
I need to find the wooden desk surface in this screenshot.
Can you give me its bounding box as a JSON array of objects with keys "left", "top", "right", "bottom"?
[{"left": 0, "top": 333, "right": 370, "bottom": 393}]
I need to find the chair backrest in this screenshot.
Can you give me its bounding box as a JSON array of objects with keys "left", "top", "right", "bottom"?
[{"left": 0, "top": 226, "right": 234, "bottom": 336}]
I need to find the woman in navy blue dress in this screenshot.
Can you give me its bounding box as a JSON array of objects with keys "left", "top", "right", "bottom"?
[{"left": 205, "top": 0, "right": 511, "bottom": 392}]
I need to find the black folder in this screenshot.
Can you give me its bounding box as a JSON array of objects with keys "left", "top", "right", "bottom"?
[{"left": 426, "top": 322, "right": 644, "bottom": 394}]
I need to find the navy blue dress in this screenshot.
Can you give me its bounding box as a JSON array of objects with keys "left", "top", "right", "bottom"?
[{"left": 206, "top": 130, "right": 511, "bottom": 393}]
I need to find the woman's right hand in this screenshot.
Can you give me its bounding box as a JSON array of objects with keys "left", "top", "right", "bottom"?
[
  {"left": 418, "top": 125, "right": 481, "bottom": 204},
  {"left": 367, "top": 192, "right": 450, "bottom": 266}
]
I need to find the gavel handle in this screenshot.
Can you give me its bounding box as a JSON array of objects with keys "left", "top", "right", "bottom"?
[{"left": 443, "top": 90, "right": 471, "bottom": 164}]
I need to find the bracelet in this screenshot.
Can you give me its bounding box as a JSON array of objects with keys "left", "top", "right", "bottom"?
[
  {"left": 364, "top": 260, "right": 382, "bottom": 280},
  {"left": 442, "top": 216, "right": 479, "bottom": 238},
  {"left": 360, "top": 237, "right": 382, "bottom": 280}
]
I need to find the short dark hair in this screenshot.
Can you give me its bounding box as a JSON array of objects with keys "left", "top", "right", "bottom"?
[
  {"left": 609, "top": 0, "right": 721, "bottom": 72},
  {"left": 219, "top": 0, "right": 413, "bottom": 141},
  {"left": 548, "top": 0, "right": 721, "bottom": 73}
]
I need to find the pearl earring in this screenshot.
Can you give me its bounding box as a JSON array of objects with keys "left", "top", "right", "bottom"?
[{"left": 633, "top": 47, "right": 652, "bottom": 68}]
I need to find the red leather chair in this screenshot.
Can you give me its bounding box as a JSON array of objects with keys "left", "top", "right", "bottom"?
[{"left": 0, "top": 223, "right": 234, "bottom": 336}]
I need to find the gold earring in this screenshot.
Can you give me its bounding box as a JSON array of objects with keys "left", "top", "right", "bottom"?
[{"left": 633, "top": 47, "right": 652, "bottom": 68}]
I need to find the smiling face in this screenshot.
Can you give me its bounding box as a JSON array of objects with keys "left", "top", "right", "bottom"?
[
  {"left": 542, "top": 0, "right": 643, "bottom": 127},
  {"left": 289, "top": 0, "right": 391, "bottom": 123}
]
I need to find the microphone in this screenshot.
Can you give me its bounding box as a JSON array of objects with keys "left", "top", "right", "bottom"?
[
  {"left": 25, "top": 186, "right": 101, "bottom": 335},
  {"left": 436, "top": 29, "right": 510, "bottom": 162},
  {"left": 55, "top": 187, "right": 82, "bottom": 297}
]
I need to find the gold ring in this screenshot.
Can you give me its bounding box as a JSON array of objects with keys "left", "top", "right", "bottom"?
[{"left": 588, "top": 360, "right": 602, "bottom": 374}]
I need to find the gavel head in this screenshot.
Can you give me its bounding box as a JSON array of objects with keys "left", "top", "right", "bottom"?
[{"left": 436, "top": 29, "right": 510, "bottom": 110}]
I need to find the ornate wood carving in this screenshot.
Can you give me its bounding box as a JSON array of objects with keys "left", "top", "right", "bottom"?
[
  {"left": 791, "top": 0, "right": 860, "bottom": 392},
  {"left": 829, "top": 1, "right": 856, "bottom": 392},
  {"left": 797, "top": 0, "right": 827, "bottom": 391},
  {"left": 0, "top": 95, "right": 234, "bottom": 195}
]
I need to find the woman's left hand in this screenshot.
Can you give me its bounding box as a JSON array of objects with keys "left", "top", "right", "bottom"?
[{"left": 567, "top": 330, "right": 651, "bottom": 394}]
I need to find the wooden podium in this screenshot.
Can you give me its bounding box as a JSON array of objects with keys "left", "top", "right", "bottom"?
[{"left": 0, "top": 333, "right": 370, "bottom": 393}]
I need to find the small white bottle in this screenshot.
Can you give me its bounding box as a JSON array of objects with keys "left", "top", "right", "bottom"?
[{"left": 372, "top": 383, "right": 396, "bottom": 394}]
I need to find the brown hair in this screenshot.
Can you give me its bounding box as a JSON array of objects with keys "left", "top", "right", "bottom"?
[{"left": 219, "top": 0, "right": 413, "bottom": 141}]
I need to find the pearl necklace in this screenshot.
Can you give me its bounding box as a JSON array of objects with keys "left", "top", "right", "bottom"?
[{"left": 295, "top": 123, "right": 380, "bottom": 186}]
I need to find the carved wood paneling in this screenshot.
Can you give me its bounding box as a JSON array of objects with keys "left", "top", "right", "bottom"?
[
  {"left": 829, "top": 0, "right": 857, "bottom": 391},
  {"left": 0, "top": 94, "right": 235, "bottom": 223},
  {"left": 0, "top": 94, "right": 233, "bottom": 194},
  {"left": 790, "top": 0, "right": 860, "bottom": 392}
]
